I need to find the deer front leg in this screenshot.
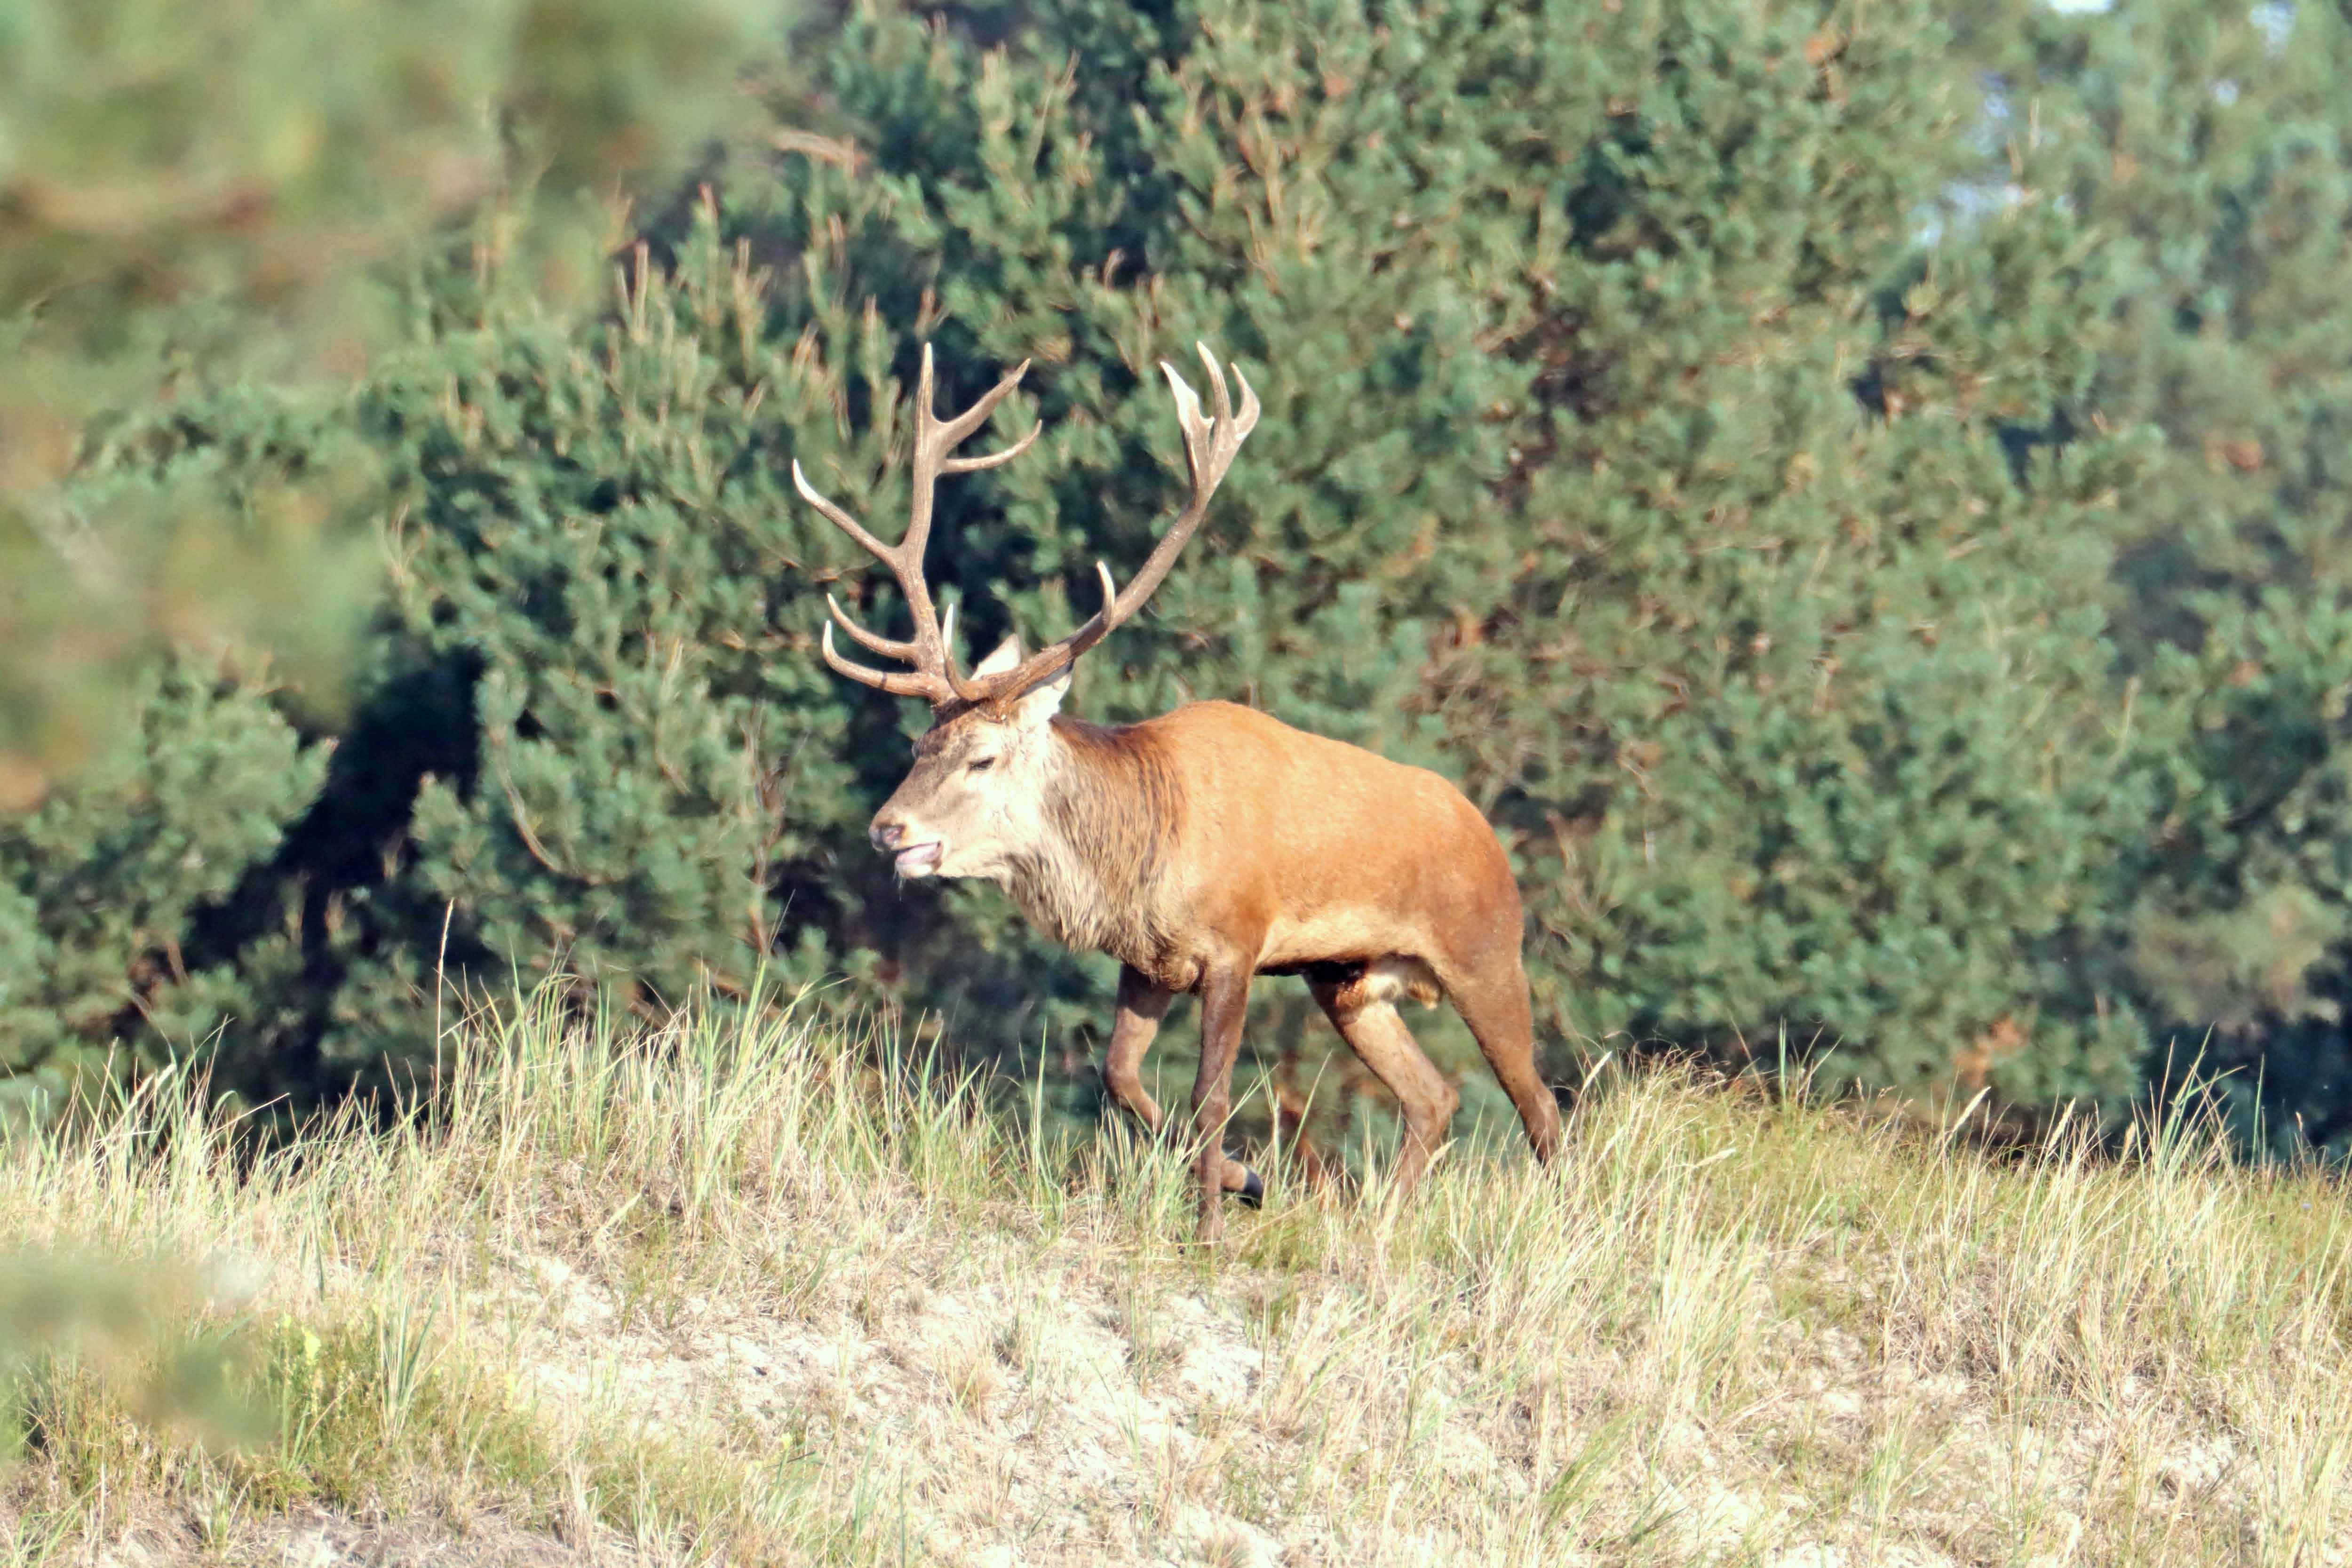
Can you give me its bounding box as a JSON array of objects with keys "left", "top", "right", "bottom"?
[
  {"left": 1103, "top": 964, "right": 1172, "bottom": 1132},
  {"left": 1190, "top": 961, "right": 1256, "bottom": 1242}
]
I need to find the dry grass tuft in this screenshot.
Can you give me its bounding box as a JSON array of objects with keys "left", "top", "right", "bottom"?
[{"left": 2, "top": 987, "right": 2348, "bottom": 1566}]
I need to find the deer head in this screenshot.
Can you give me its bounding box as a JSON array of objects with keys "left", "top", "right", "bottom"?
[{"left": 793, "top": 342, "right": 1259, "bottom": 879}]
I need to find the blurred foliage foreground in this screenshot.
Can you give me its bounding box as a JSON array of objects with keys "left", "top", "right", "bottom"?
[
  {"left": 8, "top": 0, "right": 2352, "bottom": 1162},
  {"left": 0, "top": 0, "right": 767, "bottom": 799}
]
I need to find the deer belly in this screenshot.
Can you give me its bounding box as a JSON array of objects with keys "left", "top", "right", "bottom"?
[{"left": 1260, "top": 953, "right": 1442, "bottom": 1008}]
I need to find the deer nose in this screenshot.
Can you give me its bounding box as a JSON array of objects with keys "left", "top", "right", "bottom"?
[{"left": 869, "top": 819, "right": 904, "bottom": 853}]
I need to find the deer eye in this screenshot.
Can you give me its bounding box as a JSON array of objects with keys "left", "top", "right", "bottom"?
[{"left": 967, "top": 756, "right": 996, "bottom": 774}]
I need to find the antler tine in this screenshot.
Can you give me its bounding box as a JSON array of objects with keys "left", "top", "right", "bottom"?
[
  {"left": 1188, "top": 340, "right": 1260, "bottom": 475},
  {"left": 939, "top": 602, "right": 968, "bottom": 688},
  {"left": 792, "top": 460, "right": 897, "bottom": 565},
  {"left": 941, "top": 417, "right": 1042, "bottom": 475},
  {"left": 1200, "top": 340, "right": 1234, "bottom": 430},
  {"left": 826, "top": 593, "right": 916, "bottom": 660},
  {"left": 820, "top": 622, "right": 955, "bottom": 702},
  {"left": 918, "top": 349, "right": 1036, "bottom": 461},
  {"left": 954, "top": 345, "right": 1259, "bottom": 707}
]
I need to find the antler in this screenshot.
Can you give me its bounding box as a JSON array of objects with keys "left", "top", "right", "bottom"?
[
  {"left": 797, "top": 340, "right": 1259, "bottom": 711},
  {"left": 793, "top": 343, "right": 1040, "bottom": 706},
  {"left": 949, "top": 341, "right": 1260, "bottom": 708}
]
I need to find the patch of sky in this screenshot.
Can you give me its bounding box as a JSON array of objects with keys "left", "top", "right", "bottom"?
[
  {"left": 1978, "top": 71, "right": 2014, "bottom": 154},
  {"left": 1919, "top": 1, "right": 2287, "bottom": 247}
]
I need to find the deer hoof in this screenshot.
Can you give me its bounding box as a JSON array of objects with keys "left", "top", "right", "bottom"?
[{"left": 1235, "top": 1167, "right": 1265, "bottom": 1209}]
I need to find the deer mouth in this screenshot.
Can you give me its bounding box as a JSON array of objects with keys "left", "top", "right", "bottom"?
[{"left": 894, "top": 841, "right": 946, "bottom": 877}]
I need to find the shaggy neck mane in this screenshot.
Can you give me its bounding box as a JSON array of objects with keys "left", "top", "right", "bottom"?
[{"left": 1004, "top": 715, "right": 1184, "bottom": 961}]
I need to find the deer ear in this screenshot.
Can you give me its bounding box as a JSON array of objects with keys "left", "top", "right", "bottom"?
[
  {"left": 1014, "top": 662, "right": 1073, "bottom": 725},
  {"left": 972, "top": 634, "right": 1025, "bottom": 678}
]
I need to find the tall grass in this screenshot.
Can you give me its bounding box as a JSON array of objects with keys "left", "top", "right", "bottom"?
[{"left": 3, "top": 988, "right": 2348, "bottom": 1566}]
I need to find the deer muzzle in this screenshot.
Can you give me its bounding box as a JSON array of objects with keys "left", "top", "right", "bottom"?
[{"left": 870, "top": 818, "right": 945, "bottom": 878}]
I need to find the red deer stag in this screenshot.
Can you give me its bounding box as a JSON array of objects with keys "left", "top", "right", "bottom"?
[{"left": 796, "top": 343, "right": 1561, "bottom": 1240}]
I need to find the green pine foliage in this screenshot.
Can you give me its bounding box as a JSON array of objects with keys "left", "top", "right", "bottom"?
[
  {"left": 1959, "top": 0, "right": 2352, "bottom": 1154},
  {"left": 0, "top": 663, "right": 324, "bottom": 1119},
  {"left": 368, "top": 227, "right": 861, "bottom": 1035}
]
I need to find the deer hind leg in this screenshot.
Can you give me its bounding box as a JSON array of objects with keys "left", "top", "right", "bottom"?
[
  {"left": 1311, "top": 966, "right": 1460, "bottom": 1201},
  {"left": 1444, "top": 950, "right": 1562, "bottom": 1165}
]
